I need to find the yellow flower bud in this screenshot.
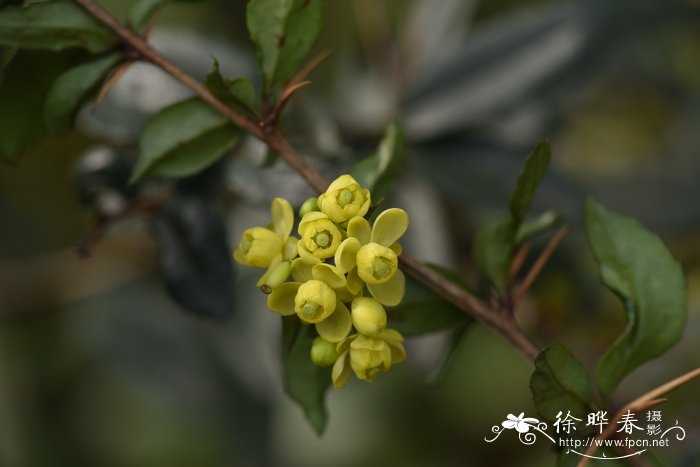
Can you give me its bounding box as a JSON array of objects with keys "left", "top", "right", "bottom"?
[
  {"left": 351, "top": 297, "right": 387, "bottom": 337},
  {"left": 318, "top": 175, "right": 371, "bottom": 224},
  {"left": 233, "top": 227, "right": 283, "bottom": 267},
  {"left": 294, "top": 279, "right": 336, "bottom": 323},
  {"left": 356, "top": 242, "right": 398, "bottom": 285},
  {"left": 298, "top": 212, "right": 342, "bottom": 260},
  {"left": 299, "top": 197, "right": 319, "bottom": 217},
  {"left": 259, "top": 261, "right": 291, "bottom": 293},
  {"left": 310, "top": 337, "right": 339, "bottom": 367}
]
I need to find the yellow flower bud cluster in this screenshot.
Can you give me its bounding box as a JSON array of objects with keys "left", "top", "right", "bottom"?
[{"left": 233, "top": 175, "right": 409, "bottom": 388}]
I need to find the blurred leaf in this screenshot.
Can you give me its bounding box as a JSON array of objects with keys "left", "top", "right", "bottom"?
[
  {"left": 205, "top": 59, "right": 258, "bottom": 115},
  {"left": 131, "top": 97, "right": 242, "bottom": 182},
  {"left": 530, "top": 343, "right": 593, "bottom": 423},
  {"left": 350, "top": 122, "right": 405, "bottom": 205},
  {"left": 247, "top": 0, "right": 324, "bottom": 89},
  {"left": 585, "top": 199, "right": 687, "bottom": 397},
  {"left": 390, "top": 264, "right": 472, "bottom": 336},
  {"left": 151, "top": 195, "right": 233, "bottom": 319},
  {"left": 128, "top": 0, "right": 210, "bottom": 33},
  {"left": 43, "top": 52, "right": 122, "bottom": 135},
  {"left": 282, "top": 317, "right": 330, "bottom": 435},
  {"left": 515, "top": 210, "right": 562, "bottom": 243},
  {"left": 427, "top": 320, "right": 471, "bottom": 386},
  {"left": 473, "top": 218, "right": 515, "bottom": 294},
  {"left": 509, "top": 140, "right": 550, "bottom": 224},
  {"left": 0, "top": 50, "right": 79, "bottom": 162},
  {"left": 0, "top": 1, "right": 117, "bottom": 52}
]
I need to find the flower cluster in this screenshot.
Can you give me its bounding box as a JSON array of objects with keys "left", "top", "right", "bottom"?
[{"left": 233, "top": 175, "right": 408, "bottom": 388}]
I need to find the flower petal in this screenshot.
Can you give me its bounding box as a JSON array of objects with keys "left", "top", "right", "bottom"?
[
  {"left": 316, "top": 301, "right": 352, "bottom": 343},
  {"left": 371, "top": 208, "right": 408, "bottom": 247},
  {"left": 297, "top": 241, "right": 322, "bottom": 264},
  {"left": 334, "top": 237, "right": 361, "bottom": 273},
  {"left": 312, "top": 263, "right": 347, "bottom": 289},
  {"left": 515, "top": 423, "right": 530, "bottom": 433},
  {"left": 290, "top": 258, "right": 313, "bottom": 282},
  {"left": 367, "top": 269, "right": 405, "bottom": 306},
  {"left": 283, "top": 236, "right": 298, "bottom": 261},
  {"left": 387, "top": 340, "right": 406, "bottom": 364},
  {"left": 347, "top": 216, "right": 371, "bottom": 244},
  {"left": 502, "top": 420, "right": 517, "bottom": 429},
  {"left": 271, "top": 197, "right": 294, "bottom": 240},
  {"left": 346, "top": 269, "right": 364, "bottom": 295},
  {"left": 266, "top": 282, "right": 300, "bottom": 315},
  {"left": 332, "top": 351, "right": 352, "bottom": 389}
]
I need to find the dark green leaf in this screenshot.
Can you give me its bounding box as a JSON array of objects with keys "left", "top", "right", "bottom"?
[
  {"left": 0, "top": 50, "right": 79, "bottom": 162},
  {"left": 350, "top": 122, "right": 404, "bottom": 204},
  {"left": 426, "top": 320, "right": 471, "bottom": 386},
  {"left": 128, "top": 0, "right": 210, "bottom": 34},
  {"left": 530, "top": 343, "right": 593, "bottom": 423},
  {"left": 473, "top": 218, "right": 516, "bottom": 294},
  {"left": 389, "top": 264, "right": 472, "bottom": 336},
  {"left": 509, "top": 140, "right": 551, "bottom": 225},
  {"left": 585, "top": 199, "right": 687, "bottom": 397},
  {"left": 131, "top": 98, "right": 242, "bottom": 182},
  {"left": 247, "top": 0, "right": 324, "bottom": 89},
  {"left": 515, "top": 210, "right": 562, "bottom": 243},
  {"left": 0, "top": 1, "right": 117, "bottom": 52},
  {"left": 43, "top": 52, "right": 122, "bottom": 135},
  {"left": 282, "top": 317, "right": 330, "bottom": 435},
  {"left": 205, "top": 59, "right": 259, "bottom": 115}
]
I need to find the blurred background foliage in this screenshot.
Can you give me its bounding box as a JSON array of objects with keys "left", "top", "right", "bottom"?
[{"left": 1, "top": 0, "right": 700, "bottom": 465}]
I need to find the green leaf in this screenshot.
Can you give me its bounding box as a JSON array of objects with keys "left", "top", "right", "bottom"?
[
  {"left": 426, "top": 320, "right": 471, "bottom": 386},
  {"left": 515, "top": 210, "right": 562, "bottom": 243},
  {"left": 0, "top": 50, "right": 79, "bottom": 162},
  {"left": 350, "top": 122, "right": 404, "bottom": 205},
  {"left": 128, "top": 0, "right": 210, "bottom": 34},
  {"left": 585, "top": 199, "right": 687, "bottom": 397},
  {"left": 509, "top": 140, "right": 551, "bottom": 225},
  {"left": 0, "top": 1, "right": 117, "bottom": 52},
  {"left": 281, "top": 316, "right": 330, "bottom": 435},
  {"left": 132, "top": 98, "right": 242, "bottom": 182},
  {"left": 205, "top": 59, "right": 259, "bottom": 115},
  {"left": 43, "top": 52, "right": 122, "bottom": 135},
  {"left": 389, "top": 265, "right": 472, "bottom": 336},
  {"left": 473, "top": 218, "right": 516, "bottom": 294},
  {"left": 530, "top": 343, "right": 593, "bottom": 423},
  {"left": 247, "top": 0, "right": 324, "bottom": 89}
]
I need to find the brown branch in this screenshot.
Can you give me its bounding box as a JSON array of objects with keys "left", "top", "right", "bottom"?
[
  {"left": 511, "top": 227, "right": 569, "bottom": 303},
  {"left": 74, "top": 0, "right": 540, "bottom": 362},
  {"left": 509, "top": 243, "right": 531, "bottom": 283},
  {"left": 577, "top": 367, "right": 700, "bottom": 467}
]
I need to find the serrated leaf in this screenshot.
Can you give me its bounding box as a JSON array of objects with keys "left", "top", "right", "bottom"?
[
  {"left": 282, "top": 316, "right": 330, "bottom": 435},
  {"left": 0, "top": 1, "right": 117, "bottom": 52},
  {"left": 390, "top": 264, "right": 472, "bottom": 336},
  {"left": 128, "top": 0, "right": 210, "bottom": 34},
  {"left": 43, "top": 52, "right": 122, "bottom": 135},
  {"left": 247, "top": 0, "right": 324, "bottom": 89},
  {"left": 205, "top": 59, "right": 258, "bottom": 115},
  {"left": 0, "top": 50, "right": 80, "bottom": 162},
  {"left": 585, "top": 199, "right": 687, "bottom": 397},
  {"left": 509, "top": 140, "right": 551, "bottom": 225},
  {"left": 132, "top": 98, "right": 242, "bottom": 182},
  {"left": 515, "top": 210, "right": 562, "bottom": 243},
  {"left": 473, "top": 218, "right": 516, "bottom": 294},
  {"left": 530, "top": 343, "right": 593, "bottom": 423},
  {"left": 350, "top": 122, "right": 404, "bottom": 205}
]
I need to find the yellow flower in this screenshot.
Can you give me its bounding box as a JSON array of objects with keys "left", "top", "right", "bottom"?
[
  {"left": 351, "top": 297, "right": 386, "bottom": 337},
  {"left": 266, "top": 263, "right": 353, "bottom": 343},
  {"left": 331, "top": 329, "right": 406, "bottom": 388},
  {"left": 317, "top": 174, "right": 371, "bottom": 224},
  {"left": 297, "top": 211, "right": 342, "bottom": 263},
  {"left": 310, "top": 337, "right": 339, "bottom": 367},
  {"left": 295, "top": 280, "right": 336, "bottom": 323},
  {"left": 233, "top": 198, "right": 298, "bottom": 288},
  {"left": 334, "top": 208, "right": 408, "bottom": 306}
]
